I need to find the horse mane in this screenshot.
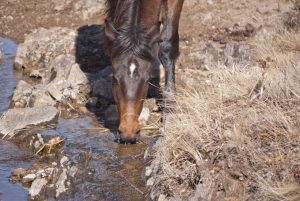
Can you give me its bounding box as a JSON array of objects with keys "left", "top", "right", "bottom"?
[{"left": 105, "top": 0, "right": 155, "bottom": 61}]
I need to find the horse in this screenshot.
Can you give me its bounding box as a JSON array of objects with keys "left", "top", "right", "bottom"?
[{"left": 104, "top": 0, "right": 184, "bottom": 143}]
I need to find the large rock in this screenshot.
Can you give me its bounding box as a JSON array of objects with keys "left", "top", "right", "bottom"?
[
  {"left": 13, "top": 26, "right": 112, "bottom": 106},
  {"left": 0, "top": 106, "right": 58, "bottom": 138},
  {"left": 44, "top": 54, "right": 90, "bottom": 103},
  {"left": 14, "top": 27, "right": 77, "bottom": 70}
]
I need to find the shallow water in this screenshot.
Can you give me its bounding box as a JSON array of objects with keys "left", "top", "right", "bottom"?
[
  {"left": 41, "top": 116, "right": 148, "bottom": 200},
  {"left": 0, "top": 37, "right": 17, "bottom": 115},
  {"left": 0, "top": 37, "right": 34, "bottom": 201}
]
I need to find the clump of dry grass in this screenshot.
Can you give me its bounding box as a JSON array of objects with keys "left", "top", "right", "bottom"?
[
  {"left": 149, "top": 28, "right": 300, "bottom": 201},
  {"left": 283, "top": 0, "right": 300, "bottom": 30}
]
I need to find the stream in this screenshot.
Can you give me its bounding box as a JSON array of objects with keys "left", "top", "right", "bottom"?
[{"left": 0, "top": 37, "right": 150, "bottom": 201}]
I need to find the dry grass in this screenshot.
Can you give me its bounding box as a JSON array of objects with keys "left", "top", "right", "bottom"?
[{"left": 149, "top": 26, "right": 300, "bottom": 201}]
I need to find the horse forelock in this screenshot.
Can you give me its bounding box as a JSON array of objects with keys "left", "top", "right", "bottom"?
[{"left": 105, "top": 0, "right": 155, "bottom": 61}]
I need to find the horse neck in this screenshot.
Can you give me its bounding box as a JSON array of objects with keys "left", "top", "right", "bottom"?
[{"left": 112, "top": 0, "right": 141, "bottom": 29}]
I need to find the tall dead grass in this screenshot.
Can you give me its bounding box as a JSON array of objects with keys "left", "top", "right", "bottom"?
[{"left": 149, "top": 29, "right": 300, "bottom": 201}]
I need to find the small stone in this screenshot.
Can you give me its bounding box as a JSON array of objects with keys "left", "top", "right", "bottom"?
[
  {"left": 12, "top": 80, "right": 33, "bottom": 104},
  {"left": 60, "top": 156, "right": 69, "bottom": 167},
  {"left": 56, "top": 168, "right": 68, "bottom": 197},
  {"left": 145, "top": 166, "right": 152, "bottom": 177},
  {"left": 12, "top": 168, "right": 26, "bottom": 178},
  {"left": 139, "top": 107, "right": 150, "bottom": 125},
  {"left": 158, "top": 194, "right": 168, "bottom": 201},
  {"left": 29, "top": 69, "right": 44, "bottom": 79},
  {"left": 69, "top": 166, "right": 78, "bottom": 177},
  {"left": 22, "top": 173, "right": 36, "bottom": 183},
  {"left": 29, "top": 178, "right": 48, "bottom": 197},
  {"left": 146, "top": 177, "right": 155, "bottom": 186},
  {"left": 36, "top": 169, "right": 46, "bottom": 177}
]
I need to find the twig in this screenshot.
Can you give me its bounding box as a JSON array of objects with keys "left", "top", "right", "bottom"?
[
  {"left": 74, "top": 127, "right": 110, "bottom": 132},
  {"left": 141, "top": 125, "right": 160, "bottom": 131}
]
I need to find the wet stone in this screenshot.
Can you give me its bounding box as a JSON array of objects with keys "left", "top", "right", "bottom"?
[
  {"left": 56, "top": 168, "right": 68, "bottom": 197},
  {"left": 29, "top": 178, "right": 48, "bottom": 197},
  {"left": 12, "top": 168, "right": 26, "bottom": 179},
  {"left": 0, "top": 106, "right": 58, "bottom": 137},
  {"left": 22, "top": 173, "right": 36, "bottom": 183}
]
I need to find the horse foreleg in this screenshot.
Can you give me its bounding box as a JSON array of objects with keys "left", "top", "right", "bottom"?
[{"left": 159, "top": 0, "right": 184, "bottom": 93}]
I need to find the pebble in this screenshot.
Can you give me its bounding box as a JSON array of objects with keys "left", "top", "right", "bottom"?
[{"left": 145, "top": 166, "right": 152, "bottom": 177}]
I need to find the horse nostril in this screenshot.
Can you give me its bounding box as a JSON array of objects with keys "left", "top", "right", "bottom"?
[{"left": 117, "top": 129, "right": 139, "bottom": 144}]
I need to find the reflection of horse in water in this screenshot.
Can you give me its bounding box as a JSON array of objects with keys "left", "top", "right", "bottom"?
[{"left": 104, "top": 0, "right": 184, "bottom": 143}]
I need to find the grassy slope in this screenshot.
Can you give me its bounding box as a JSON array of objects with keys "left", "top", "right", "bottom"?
[{"left": 149, "top": 1, "right": 300, "bottom": 201}]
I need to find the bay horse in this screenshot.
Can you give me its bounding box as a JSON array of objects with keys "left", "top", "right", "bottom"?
[{"left": 104, "top": 0, "right": 184, "bottom": 143}]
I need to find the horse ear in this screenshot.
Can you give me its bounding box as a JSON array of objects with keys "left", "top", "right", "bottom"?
[
  {"left": 105, "top": 20, "right": 117, "bottom": 41},
  {"left": 147, "top": 22, "right": 161, "bottom": 46}
]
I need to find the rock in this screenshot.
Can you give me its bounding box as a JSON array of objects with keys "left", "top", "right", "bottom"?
[
  {"left": 145, "top": 166, "right": 152, "bottom": 177},
  {"left": 22, "top": 173, "right": 36, "bottom": 183},
  {"left": 60, "top": 156, "right": 69, "bottom": 167},
  {"left": 12, "top": 168, "right": 26, "bottom": 178},
  {"left": 139, "top": 107, "right": 150, "bottom": 125},
  {"left": 14, "top": 27, "right": 77, "bottom": 70},
  {"left": 45, "top": 55, "right": 89, "bottom": 103},
  {"left": 29, "top": 178, "right": 48, "bottom": 197},
  {"left": 56, "top": 168, "right": 68, "bottom": 197},
  {"left": 158, "top": 194, "right": 168, "bottom": 201},
  {"left": 73, "top": 0, "right": 106, "bottom": 20},
  {"left": 0, "top": 106, "right": 58, "bottom": 137},
  {"left": 15, "top": 25, "right": 110, "bottom": 72},
  {"left": 29, "top": 69, "right": 45, "bottom": 79},
  {"left": 36, "top": 169, "right": 46, "bottom": 178},
  {"left": 104, "top": 105, "right": 119, "bottom": 124},
  {"left": 188, "top": 41, "right": 220, "bottom": 69},
  {"left": 0, "top": 49, "right": 2, "bottom": 61},
  {"left": 52, "top": 0, "right": 72, "bottom": 11},
  {"left": 146, "top": 177, "right": 155, "bottom": 187},
  {"left": 69, "top": 166, "right": 78, "bottom": 177},
  {"left": 12, "top": 80, "right": 33, "bottom": 107},
  {"left": 223, "top": 43, "right": 251, "bottom": 67},
  {"left": 31, "top": 88, "right": 57, "bottom": 107}
]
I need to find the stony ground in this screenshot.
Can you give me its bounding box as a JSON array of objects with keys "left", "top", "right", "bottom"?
[{"left": 1, "top": 0, "right": 300, "bottom": 200}]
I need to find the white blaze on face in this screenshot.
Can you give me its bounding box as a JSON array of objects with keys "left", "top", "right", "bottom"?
[{"left": 129, "top": 63, "right": 136, "bottom": 78}]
